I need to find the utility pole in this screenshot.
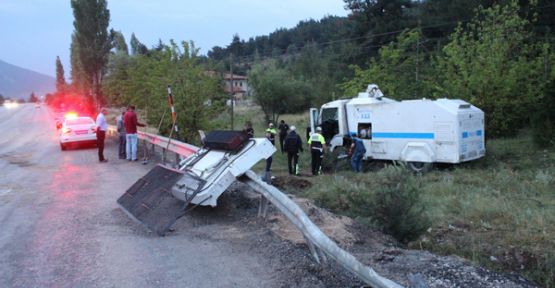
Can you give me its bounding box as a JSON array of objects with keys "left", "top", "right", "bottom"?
[{"left": 229, "top": 53, "right": 234, "bottom": 130}]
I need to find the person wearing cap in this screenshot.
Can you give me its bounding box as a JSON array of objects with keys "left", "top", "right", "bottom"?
[
  {"left": 350, "top": 129, "right": 367, "bottom": 172},
  {"left": 283, "top": 125, "right": 303, "bottom": 175},
  {"left": 277, "top": 120, "right": 289, "bottom": 153},
  {"left": 95, "top": 107, "right": 109, "bottom": 163},
  {"left": 265, "top": 123, "right": 277, "bottom": 145},
  {"left": 307, "top": 126, "right": 326, "bottom": 175},
  {"left": 265, "top": 123, "right": 277, "bottom": 172}
]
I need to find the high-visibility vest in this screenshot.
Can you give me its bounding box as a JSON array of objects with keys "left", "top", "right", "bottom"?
[
  {"left": 266, "top": 127, "right": 277, "bottom": 143},
  {"left": 308, "top": 133, "right": 325, "bottom": 150}
]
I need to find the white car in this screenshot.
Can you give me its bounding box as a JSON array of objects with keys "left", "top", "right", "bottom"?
[{"left": 60, "top": 116, "right": 97, "bottom": 150}]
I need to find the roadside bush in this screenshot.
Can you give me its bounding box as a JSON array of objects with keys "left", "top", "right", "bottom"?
[
  {"left": 532, "top": 79, "right": 555, "bottom": 148},
  {"left": 305, "top": 165, "right": 430, "bottom": 244},
  {"left": 350, "top": 165, "right": 430, "bottom": 243}
]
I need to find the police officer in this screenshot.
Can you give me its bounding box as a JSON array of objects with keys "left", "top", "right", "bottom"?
[
  {"left": 308, "top": 126, "right": 326, "bottom": 175},
  {"left": 278, "top": 120, "right": 289, "bottom": 153},
  {"left": 265, "top": 123, "right": 277, "bottom": 172},
  {"left": 283, "top": 125, "right": 303, "bottom": 175},
  {"left": 266, "top": 123, "right": 277, "bottom": 145}
]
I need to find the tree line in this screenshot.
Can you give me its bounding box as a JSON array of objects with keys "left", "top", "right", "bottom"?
[
  {"left": 52, "top": 0, "right": 555, "bottom": 146},
  {"left": 214, "top": 0, "right": 553, "bottom": 145}
]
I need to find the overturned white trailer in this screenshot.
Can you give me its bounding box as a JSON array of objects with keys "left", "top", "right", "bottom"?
[{"left": 309, "top": 84, "right": 485, "bottom": 171}]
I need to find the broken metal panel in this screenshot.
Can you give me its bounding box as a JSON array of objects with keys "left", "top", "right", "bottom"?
[{"left": 117, "top": 165, "right": 196, "bottom": 236}]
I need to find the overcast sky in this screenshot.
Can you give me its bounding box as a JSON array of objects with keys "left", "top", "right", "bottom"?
[{"left": 0, "top": 0, "right": 348, "bottom": 77}]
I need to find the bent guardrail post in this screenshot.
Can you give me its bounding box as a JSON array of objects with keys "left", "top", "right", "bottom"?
[{"left": 242, "top": 170, "right": 403, "bottom": 288}]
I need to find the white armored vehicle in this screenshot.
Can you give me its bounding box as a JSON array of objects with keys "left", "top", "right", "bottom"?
[{"left": 309, "top": 84, "right": 485, "bottom": 172}]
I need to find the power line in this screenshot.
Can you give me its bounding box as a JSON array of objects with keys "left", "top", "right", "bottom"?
[{"left": 217, "top": 2, "right": 555, "bottom": 68}]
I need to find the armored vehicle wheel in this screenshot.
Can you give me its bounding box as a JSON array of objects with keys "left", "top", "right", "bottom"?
[{"left": 407, "top": 161, "right": 432, "bottom": 173}]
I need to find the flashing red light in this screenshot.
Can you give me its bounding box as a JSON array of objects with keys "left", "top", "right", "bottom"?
[{"left": 64, "top": 112, "right": 78, "bottom": 119}]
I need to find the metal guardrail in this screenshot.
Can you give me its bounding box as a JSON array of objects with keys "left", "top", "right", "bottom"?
[
  {"left": 109, "top": 125, "right": 402, "bottom": 287},
  {"left": 107, "top": 125, "right": 199, "bottom": 158},
  {"left": 242, "top": 170, "right": 403, "bottom": 288}
]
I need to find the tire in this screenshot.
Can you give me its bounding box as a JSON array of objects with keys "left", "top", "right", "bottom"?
[
  {"left": 407, "top": 161, "right": 432, "bottom": 173},
  {"left": 332, "top": 146, "right": 351, "bottom": 173}
]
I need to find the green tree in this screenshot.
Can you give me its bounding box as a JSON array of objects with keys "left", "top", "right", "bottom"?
[
  {"left": 55, "top": 56, "right": 67, "bottom": 93},
  {"left": 103, "top": 30, "right": 131, "bottom": 105},
  {"left": 70, "top": 33, "right": 88, "bottom": 95},
  {"left": 437, "top": 1, "right": 548, "bottom": 137},
  {"left": 103, "top": 51, "right": 130, "bottom": 106},
  {"left": 111, "top": 30, "right": 129, "bottom": 55},
  {"left": 339, "top": 29, "right": 433, "bottom": 100},
  {"left": 130, "top": 33, "right": 148, "bottom": 56},
  {"left": 248, "top": 60, "right": 310, "bottom": 123},
  {"left": 71, "top": 0, "right": 111, "bottom": 107},
  {"left": 28, "top": 92, "right": 39, "bottom": 103},
  {"left": 105, "top": 40, "right": 225, "bottom": 143},
  {"left": 531, "top": 79, "right": 555, "bottom": 147}
]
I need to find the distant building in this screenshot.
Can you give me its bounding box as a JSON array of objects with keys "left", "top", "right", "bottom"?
[
  {"left": 223, "top": 73, "right": 250, "bottom": 100},
  {"left": 204, "top": 71, "right": 252, "bottom": 104}
]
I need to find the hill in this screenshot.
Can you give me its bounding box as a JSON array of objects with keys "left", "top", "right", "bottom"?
[{"left": 0, "top": 59, "right": 55, "bottom": 100}]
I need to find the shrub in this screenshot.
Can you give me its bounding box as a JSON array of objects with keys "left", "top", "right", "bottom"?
[
  {"left": 305, "top": 165, "right": 430, "bottom": 243},
  {"left": 532, "top": 80, "right": 555, "bottom": 148},
  {"left": 351, "top": 165, "right": 430, "bottom": 243}
]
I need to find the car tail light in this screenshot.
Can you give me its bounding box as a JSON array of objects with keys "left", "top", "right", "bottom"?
[{"left": 62, "top": 127, "right": 72, "bottom": 134}]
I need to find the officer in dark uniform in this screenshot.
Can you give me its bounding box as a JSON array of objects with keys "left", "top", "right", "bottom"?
[{"left": 283, "top": 125, "right": 303, "bottom": 175}]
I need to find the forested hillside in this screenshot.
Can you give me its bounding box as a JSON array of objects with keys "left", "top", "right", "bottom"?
[
  {"left": 55, "top": 0, "right": 553, "bottom": 146},
  {"left": 203, "top": 0, "right": 555, "bottom": 141}
]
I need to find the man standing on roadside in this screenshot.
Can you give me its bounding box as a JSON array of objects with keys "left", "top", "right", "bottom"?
[
  {"left": 95, "top": 107, "right": 109, "bottom": 163},
  {"left": 284, "top": 125, "right": 303, "bottom": 175},
  {"left": 124, "top": 105, "right": 145, "bottom": 161},
  {"left": 116, "top": 107, "right": 127, "bottom": 159}
]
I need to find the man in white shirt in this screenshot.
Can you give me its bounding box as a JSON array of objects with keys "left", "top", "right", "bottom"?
[{"left": 96, "top": 107, "right": 109, "bottom": 163}]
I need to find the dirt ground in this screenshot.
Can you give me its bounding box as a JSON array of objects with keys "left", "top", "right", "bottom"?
[{"left": 172, "top": 179, "right": 538, "bottom": 288}]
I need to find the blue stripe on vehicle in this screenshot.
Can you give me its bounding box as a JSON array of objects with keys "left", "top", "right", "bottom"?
[
  {"left": 476, "top": 130, "right": 482, "bottom": 136},
  {"left": 372, "top": 132, "right": 435, "bottom": 139},
  {"left": 462, "top": 132, "right": 469, "bottom": 138}
]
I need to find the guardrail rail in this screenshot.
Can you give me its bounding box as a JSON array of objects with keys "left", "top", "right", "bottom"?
[{"left": 108, "top": 126, "right": 403, "bottom": 288}]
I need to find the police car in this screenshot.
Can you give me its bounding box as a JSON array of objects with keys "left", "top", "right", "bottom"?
[{"left": 59, "top": 114, "right": 97, "bottom": 150}]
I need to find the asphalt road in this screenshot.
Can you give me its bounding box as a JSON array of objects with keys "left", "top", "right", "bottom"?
[{"left": 0, "top": 104, "right": 279, "bottom": 288}]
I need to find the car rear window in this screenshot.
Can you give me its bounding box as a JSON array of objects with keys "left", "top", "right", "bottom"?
[{"left": 66, "top": 118, "right": 94, "bottom": 125}]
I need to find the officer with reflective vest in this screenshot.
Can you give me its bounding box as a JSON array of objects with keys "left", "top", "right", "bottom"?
[
  {"left": 265, "top": 123, "right": 277, "bottom": 172},
  {"left": 308, "top": 126, "right": 326, "bottom": 175}
]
